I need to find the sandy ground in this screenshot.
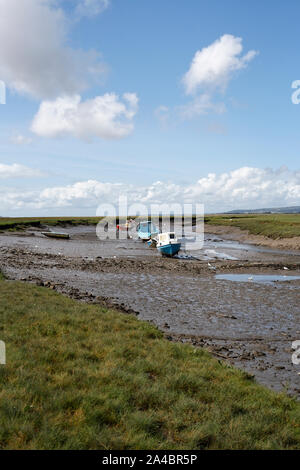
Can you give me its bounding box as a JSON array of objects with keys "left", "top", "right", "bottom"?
[{"left": 0, "top": 224, "right": 300, "bottom": 397}]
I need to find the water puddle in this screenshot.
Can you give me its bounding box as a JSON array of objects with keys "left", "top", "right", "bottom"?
[
  {"left": 204, "top": 249, "right": 238, "bottom": 260},
  {"left": 215, "top": 274, "right": 300, "bottom": 284}
]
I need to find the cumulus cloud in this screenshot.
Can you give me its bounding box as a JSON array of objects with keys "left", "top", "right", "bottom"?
[
  {"left": 183, "top": 34, "right": 258, "bottom": 95},
  {"left": 31, "top": 92, "right": 139, "bottom": 140},
  {"left": 39, "top": 180, "right": 121, "bottom": 207},
  {"left": 0, "top": 163, "right": 45, "bottom": 178},
  {"left": 1, "top": 167, "right": 299, "bottom": 213},
  {"left": 184, "top": 167, "right": 300, "bottom": 209},
  {"left": 75, "top": 0, "right": 110, "bottom": 17},
  {"left": 0, "top": 0, "right": 106, "bottom": 99},
  {"left": 159, "top": 35, "right": 257, "bottom": 123}
]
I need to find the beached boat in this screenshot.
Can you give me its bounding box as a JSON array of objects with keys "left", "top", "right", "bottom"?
[
  {"left": 136, "top": 221, "right": 159, "bottom": 241},
  {"left": 156, "top": 232, "right": 181, "bottom": 257},
  {"left": 42, "top": 232, "right": 70, "bottom": 240}
]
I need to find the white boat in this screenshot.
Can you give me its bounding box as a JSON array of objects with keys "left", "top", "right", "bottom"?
[{"left": 156, "top": 232, "right": 181, "bottom": 257}]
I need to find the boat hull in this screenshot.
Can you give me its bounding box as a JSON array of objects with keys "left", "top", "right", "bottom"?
[
  {"left": 157, "top": 242, "right": 181, "bottom": 257},
  {"left": 138, "top": 232, "right": 152, "bottom": 241},
  {"left": 42, "top": 232, "right": 70, "bottom": 240}
]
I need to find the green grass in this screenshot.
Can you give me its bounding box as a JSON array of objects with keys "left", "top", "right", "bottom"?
[
  {"left": 0, "top": 216, "right": 143, "bottom": 231},
  {"left": 205, "top": 214, "right": 300, "bottom": 239},
  {"left": 0, "top": 217, "right": 103, "bottom": 231},
  {"left": 0, "top": 278, "right": 299, "bottom": 449}
]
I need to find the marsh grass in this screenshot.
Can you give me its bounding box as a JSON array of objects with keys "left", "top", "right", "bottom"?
[
  {"left": 0, "top": 216, "right": 139, "bottom": 231},
  {"left": 0, "top": 278, "right": 299, "bottom": 449},
  {"left": 205, "top": 214, "right": 300, "bottom": 239},
  {"left": 0, "top": 217, "right": 103, "bottom": 231}
]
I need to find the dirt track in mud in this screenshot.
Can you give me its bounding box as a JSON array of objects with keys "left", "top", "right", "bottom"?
[{"left": 1, "top": 224, "right": 300, "bottom": 397}]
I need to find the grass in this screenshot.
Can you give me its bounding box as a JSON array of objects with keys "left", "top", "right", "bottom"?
[
  {"left": 205, "top": 214, "right": 300, "bottom": 239},
  {"left": 0, "top": 216, "right": 141, "bottom": 231},
  {"left": 0, "top": 217, "right": 103, "bottom": 231},
  {"left": 0, "top": 277, "right": 299, "bottom": 450}
]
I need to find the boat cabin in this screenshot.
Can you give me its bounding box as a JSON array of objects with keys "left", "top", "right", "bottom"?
[
  {"left": 157, "top": 232, "right": 178, "bottom": 246},
  {"left": 136, "top": 221, "right": 159, "bottom": 240}
]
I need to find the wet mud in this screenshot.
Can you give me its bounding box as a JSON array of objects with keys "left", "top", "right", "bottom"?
[{"left": 0, "top": 224, "right": 300, "bottom": 397}]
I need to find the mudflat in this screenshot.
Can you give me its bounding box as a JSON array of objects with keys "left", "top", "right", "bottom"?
[{"left": 1, "top": 224, "right": 300, "bottom": 397}]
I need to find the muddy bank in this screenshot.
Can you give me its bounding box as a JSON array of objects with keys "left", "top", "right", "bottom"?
[
  {"left": 205, "top": 224, "right": 300, "bottom": 250},
  {"left": 0, "top": 226, "right": 300, "bottom": 398}
]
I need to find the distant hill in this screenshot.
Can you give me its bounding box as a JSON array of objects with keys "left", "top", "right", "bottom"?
[{"left": 225, "top": 206, "right": 300, "bottom": 214}]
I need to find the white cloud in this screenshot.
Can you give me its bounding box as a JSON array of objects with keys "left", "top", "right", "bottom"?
[
  {"left": 39, "top": 180, "right": 120, "bottom": 207},
  {"left": 75, "top": 0, "right": 109, "bottom": 17},
  {"left": 161, "top": 35, "right": 257, "bottom": 122},
  {"left": 1, "top": 167, "right": 299, "bottom": 213},
  {"left": 184, "top": 167, "right": 300, "bottom": 209},
  {"left": 0, "top": 163, "right": 45, "bottom": 179},
  {"left": 10, "top": 134, "right": 33, "bottom": 145},
  {"left": 0, "top": 0, "right": 106, "bottom": 99},
  {"left": 178, "top": 94, "right": 226, "bottom": 119},
  {"left": 183, "top": 34, "right": 258, "bottom": 95},
  {"left": 31, "top": 92, "right": 139, "bottom": 140}
]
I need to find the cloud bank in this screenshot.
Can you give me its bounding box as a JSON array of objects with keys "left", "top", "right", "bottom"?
[{"left": 1, "top": 167, "right": 299, "bottom": 214}]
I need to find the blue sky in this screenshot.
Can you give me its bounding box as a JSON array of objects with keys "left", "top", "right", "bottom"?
[{"left": 0, "top": 0, "right": 300, "bottom": 215}]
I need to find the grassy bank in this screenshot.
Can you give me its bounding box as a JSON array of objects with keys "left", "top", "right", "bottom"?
[
  {"left": 0, "top": 217, "right": 103, "bottom": 231},
  {"left": 0, "top": 216, "right": 140, "bottom": 231},
  {"left": 0, "top": 277, "right": 299, "bottom": 449},
  {"left": 205, "top": 214, "right": 300, "bottom": 239}
]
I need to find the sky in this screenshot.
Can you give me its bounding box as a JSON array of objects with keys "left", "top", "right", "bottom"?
[{"left": 0, "top": 0, "right": 300, "bottom": 216}]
